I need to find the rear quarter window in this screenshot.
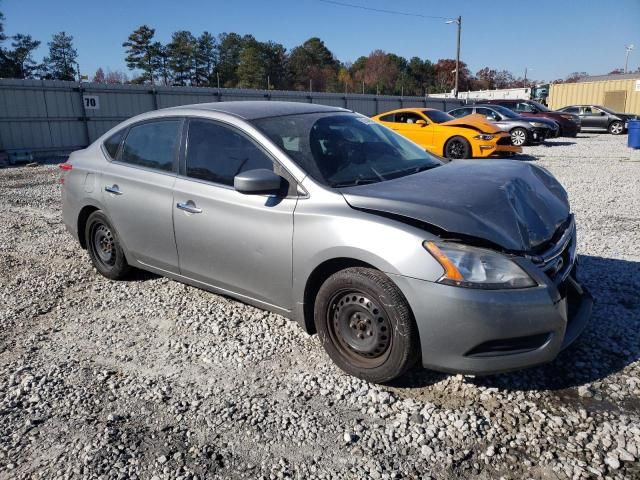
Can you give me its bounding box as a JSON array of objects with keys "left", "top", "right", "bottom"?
[{"left": 103, "top": 129, "right": 125, "bottom": 160}]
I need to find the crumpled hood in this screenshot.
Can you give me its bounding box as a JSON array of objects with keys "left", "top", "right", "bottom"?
[
  {"left": 340, "top": 160, "right": 570, "bottom": 252},
  {"left": 440, "top": 114, "right": 502, "bottom": 134}
]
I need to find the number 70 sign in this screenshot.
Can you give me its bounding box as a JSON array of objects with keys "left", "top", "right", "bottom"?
[{"left": 82, "top": 95, "right": 100, "bottom": 110}]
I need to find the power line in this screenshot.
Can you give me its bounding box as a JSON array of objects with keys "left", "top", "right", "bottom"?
[{"left": 318, "top": 0, "right": 452, "bottom": 21}]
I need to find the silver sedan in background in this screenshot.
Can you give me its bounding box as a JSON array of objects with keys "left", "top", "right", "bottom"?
[
  {"left": 60, "top": 101, "right": 592, "bottom": 383},
  {"left": 448, "top": 104, "right": 559, "bottom": 146}
]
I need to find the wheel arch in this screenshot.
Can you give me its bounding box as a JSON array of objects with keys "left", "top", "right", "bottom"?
[
  {"left": 302, "top": 257, "right": 380, "bottom": 335},
  {"left": 77, "top": 204, "right": 101, "bottom": 249}
]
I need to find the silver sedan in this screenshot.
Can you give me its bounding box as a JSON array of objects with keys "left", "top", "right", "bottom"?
[{"left": 60, "top": 101, "right": 592, "bottom": 383}]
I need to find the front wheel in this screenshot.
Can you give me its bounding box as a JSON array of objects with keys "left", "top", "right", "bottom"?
[
  {"left": 314, "top": 267, "right": 419, "bottom": 383},
  {"left": 609, "top": 121, "right": 624, "bottom": 135},
  {"left": 510, "top": 127, "right": 528, "bottom": 146},
  {"left": 444, "top": 136, "right": 471, "bottom": 159}
]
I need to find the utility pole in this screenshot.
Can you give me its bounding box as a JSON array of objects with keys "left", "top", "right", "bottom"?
[
  {"left": 446, "top": 16, "right": 462, "bottom": 98},
  {"left": 524, "top": 67, "right": 528, "bottom": 87},
  {"left": 625, "top": 44, "right": 635, "bottom": 73}
]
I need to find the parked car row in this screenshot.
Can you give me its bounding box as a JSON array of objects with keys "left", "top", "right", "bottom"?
[{"left": 370, "top": 98, "right": 637, "bottom": 160}]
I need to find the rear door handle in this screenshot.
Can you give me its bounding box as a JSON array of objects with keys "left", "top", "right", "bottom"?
[
  {"left": 176, "top": 201, "right": 202, "bottom": 214},
  {"left": 105, "top": 185, "right": 123, "bottom": 195}
]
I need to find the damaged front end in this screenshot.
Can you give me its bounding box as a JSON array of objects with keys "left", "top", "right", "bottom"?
[{"left": 340, "top": 160, "right": 593, "bottom": 369}]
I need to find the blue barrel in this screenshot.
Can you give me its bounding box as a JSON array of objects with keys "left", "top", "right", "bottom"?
[{"left": 628, "top": 119, "right": 640, "bottom": 149}]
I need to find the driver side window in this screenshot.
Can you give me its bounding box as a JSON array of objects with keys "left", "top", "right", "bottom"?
[
  {"left": 396, "top": 112, "right": 426, "bottom": 124},
  {"left": 186, "top": 119, "right": 274, "bottom": 187}
]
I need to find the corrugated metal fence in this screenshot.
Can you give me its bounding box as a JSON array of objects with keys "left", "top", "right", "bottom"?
[{"left": 0, "top": 79, "right": 464, "bottom": 156}]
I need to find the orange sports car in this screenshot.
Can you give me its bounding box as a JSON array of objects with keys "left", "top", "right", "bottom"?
[{"left": 372, "top": 108, "right": 522, "bottom": 159}]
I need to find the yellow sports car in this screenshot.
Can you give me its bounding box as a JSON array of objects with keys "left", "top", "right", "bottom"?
[{"left": 372, "top": 108, "right": 522, "bottom": 159}]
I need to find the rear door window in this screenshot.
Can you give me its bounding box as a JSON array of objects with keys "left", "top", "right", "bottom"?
[
  {"left": 378, "top": 113, "right": 395, "bottom": 122},
  {"left": 120, "top": 120, "right": 181, "bottom": 172}
]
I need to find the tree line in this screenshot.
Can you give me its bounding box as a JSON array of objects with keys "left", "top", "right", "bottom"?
[{"left": 1, "top": 10, "right": 632, "bottom": 94}]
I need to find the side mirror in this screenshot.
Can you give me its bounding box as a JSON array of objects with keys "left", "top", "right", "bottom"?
[
  {"left": 234, "top": 168, "right": 283, "bottom": 195},
  {"left": 416, "top": 119, "right": 427, "bottom": 127},
  {"left": 600, "top": 111, "right": 606, "bottom": 116}
]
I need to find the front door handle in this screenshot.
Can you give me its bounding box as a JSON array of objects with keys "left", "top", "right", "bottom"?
[
  {"left": 105, "top": 185, "right": 123, "bottom": 195},
  {"left": 176, "top": 201, "right": 202, "bottom": 214}
]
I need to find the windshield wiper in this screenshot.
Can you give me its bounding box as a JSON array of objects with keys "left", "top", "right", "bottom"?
[{"left": 332, "top": 178, "right": 379, "bottom": 188}]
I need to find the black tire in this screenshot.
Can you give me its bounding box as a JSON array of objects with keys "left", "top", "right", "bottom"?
[
  {"left": 314, "top": 267, "right": 419, "bottom": 383},
  {"left": 608, "top": 121, "right": 624, "bottom": 135},
  {"left": 85, "top": 211, "right": 131, "bottom": 280},
  {"left": 444, "top": 136, "right": 471, "bottom": 159},
  {"left": 510, "top": 127, "right": 528, "bottom": 146}
]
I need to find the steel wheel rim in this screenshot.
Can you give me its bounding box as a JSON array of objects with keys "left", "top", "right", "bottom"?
[
  {"left": 446, "top": 140, "right": 466, "bottom": 159},
  {"left": 327, "top": 290, "right": 392, "bottom": 368},
  {"left": 511, "top": 130, "right": 526, "bottom": 146},
  {"left": 611, "top": 122, "right": 623, "bottom": 134},
  {"left": 91, "top": 223, "right": 116, "bottom": 267}
]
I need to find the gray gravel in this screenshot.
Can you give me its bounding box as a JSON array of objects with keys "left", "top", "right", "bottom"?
[{"left": 1, "top": 133, "right": 639, "bottom": 479}]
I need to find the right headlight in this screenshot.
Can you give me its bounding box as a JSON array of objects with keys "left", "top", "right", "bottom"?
[
  {"left": 529, "top": 122, "right": 547, "bottom": 128},
  {"left": 424, "top": 241, "right": 537, "bottom": 289}
]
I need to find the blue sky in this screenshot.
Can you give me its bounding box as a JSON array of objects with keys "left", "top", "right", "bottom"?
[{"left": 3, "top": 0, "right": 639, "bottom": 82}]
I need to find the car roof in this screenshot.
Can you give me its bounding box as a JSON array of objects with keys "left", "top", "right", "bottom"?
[
  {"left": 376, "top": 108, "right": 434, "bottom": 116},
  {"left": 164, "top": 101, "right": 348, "bottom": 120}
]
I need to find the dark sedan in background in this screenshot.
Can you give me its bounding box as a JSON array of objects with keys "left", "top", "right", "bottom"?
[
  {"left": 556, "top": 105, "right": 637, "bottom": 135},
  {"left": 448, "top": 104, "right": 558, "bottom": 146},
  {"left": 484, "top": 99, "right": 581, "bottom": 137}
]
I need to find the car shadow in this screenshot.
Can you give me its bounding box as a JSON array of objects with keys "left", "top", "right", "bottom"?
[
  {"left": 541, "top": 141, "right": 577, "bottom": 146},
  {"left": 128, "top": 269, "right": 161, "bottom": 281},
  {"left": 511, "top": 153, "right": 539, "bottom": 162},
  {"left": 391, "top": 255, "right": 640, "bottom": 391}
]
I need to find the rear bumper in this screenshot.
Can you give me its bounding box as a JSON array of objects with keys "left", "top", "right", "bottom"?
[{"left": 390, "top": 271, "right": 592, "bottom": 375}]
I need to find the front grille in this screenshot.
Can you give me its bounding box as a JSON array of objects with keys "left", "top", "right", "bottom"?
[
  {"left": 497, "top": 136, "right": 512, "bottom": 146},
  {"left": 529, "top": 216, "right": 577, "bottom": 285}
]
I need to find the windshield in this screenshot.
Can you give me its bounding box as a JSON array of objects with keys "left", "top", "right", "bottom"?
[
  {"left": 252, "top": 112, "right": 442, "bottom": 188},
  {"left": 529, "top": 100, "right": 551, "bottom": 112},
  {"left": 422, "top": 110, "right": 455, "bottom": 124},
  {"left": 483, "top": 105, "right": 520, "bottom": 119}
]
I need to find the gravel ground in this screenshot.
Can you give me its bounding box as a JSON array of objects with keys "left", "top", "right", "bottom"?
[{"left": 1, "top": 133, "right": 639, "bottom": 480}]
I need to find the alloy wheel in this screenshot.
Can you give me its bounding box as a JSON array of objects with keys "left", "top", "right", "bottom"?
[
  {"left": 446, "top": 139, "right": 466, "bottom": 159},
  {"left": 610, "top": 122, "right": 623, "bottom": 135},
  {"left": 511, "top": 129, "right": 527, "bottom": 146}
]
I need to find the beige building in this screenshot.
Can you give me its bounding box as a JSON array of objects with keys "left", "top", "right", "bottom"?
[{"left": 548, "top": 74, "right": 640, "bottom": 114}]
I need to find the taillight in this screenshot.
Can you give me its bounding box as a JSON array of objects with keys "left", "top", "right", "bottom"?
[{"left": 59, "top": 163, "right": 72, "bottom": 184}]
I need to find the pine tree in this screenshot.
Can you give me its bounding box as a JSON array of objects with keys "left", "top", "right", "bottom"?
[
  {"left": 42, "top": 31, "right": 77, "bottom": 80},
  {"left": 123, "top": 25, "right": 158, "bottom": 84},
  {"left": 9, "top": 34, "right": 40, "bottom": 78},
  {"left": 167, "top": 30, "right": 195, "bottom": 86},
  {"left": 193, "top": 32, "right": 216, "bottom": 86}
]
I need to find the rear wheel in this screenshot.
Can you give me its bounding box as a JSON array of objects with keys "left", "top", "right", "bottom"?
[
  {"left": 444, "top": 136, "right": 471, "bottom": 159},
  {"left": 510, "top": 127, "right": 528, "bottom": 146},
  {"left": 85, "top": 211, "right": 131, "bottom": 280},
  {"left": 608, "top": 121, "right": 624, "bottom": 135},
  {"left": 314, "top": 267, "right": 419, "bottom": 383}
]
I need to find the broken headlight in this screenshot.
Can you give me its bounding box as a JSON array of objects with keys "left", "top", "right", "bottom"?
[{"left": 424, "top": 241, "right": 536, "bottom": 289}]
